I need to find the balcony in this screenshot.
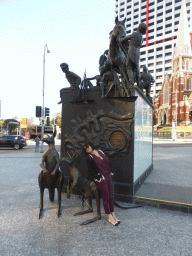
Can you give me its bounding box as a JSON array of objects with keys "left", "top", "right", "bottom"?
[
  {"left": 134, "top": 17, "right": 139, "bottom": 23},
  {"left": 126, "top": 13, "right": 132, "bottom": 19},
  {"left": 174, "top": 17, "right": 180, "bottom": 23},
  {"left": 148, "top": 25, "right": 155, "bottom": 30},
  {"left": 148, "top": 59, "right": 154, "bottom": 64},
  {"left": 156, "top": 64, "right": 163, "bottom": 69},
  {"left": 174, "top": 2, "right": 181, "bottom": 8},
  {"left": 165, "top": 48, "right": 172, "bottom": 53},
  {"left": 156, "top": 2, "right": 163, "bottom": 8},
  {"left": 165, "top": 6, "right": 172, "bottom": 12},
  {"left": 165, "top": 63, "right": 172, "bottom": 68},
  {"left": 156, "top": 28, "right": 163, "bottom": 34},
  {"left": 148, "top": 52, "right": 154, "bottom": 57},
  {"left": 156, "top": 78, "right": 163, "bottom": 83},
  {"left": 174, "top": 9, "right": 181, "bottom": 15},
  {"left": 156, "top": 71, "right": 163, "bottom": 76},
  {"left": 148, "top": 39, "right": 154, "bottom": 45},
  {"left": 165, "top": 13, "right": 172, "bottom": 19}
]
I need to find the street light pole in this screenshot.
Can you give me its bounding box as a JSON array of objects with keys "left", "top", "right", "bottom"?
[{"left": 40, "top": 44, "right": 50, "bottom": 153}]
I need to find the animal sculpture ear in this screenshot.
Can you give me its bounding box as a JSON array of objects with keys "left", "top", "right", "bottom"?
[{"left": 115, "top": 16, "right": 118, "bottom": 24}]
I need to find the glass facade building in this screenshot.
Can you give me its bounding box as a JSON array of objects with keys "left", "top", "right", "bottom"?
[{"left": 114, "top": 0, "right": 192, "bottom": 96}]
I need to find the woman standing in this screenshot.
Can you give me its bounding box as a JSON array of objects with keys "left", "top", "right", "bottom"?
[{"left": 84, "top": 142, "right": 120, "bottom": 226}]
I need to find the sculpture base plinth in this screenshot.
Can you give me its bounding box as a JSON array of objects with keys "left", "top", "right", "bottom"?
[{"left": 60, "top": 86, "right": 153, "bottom": 202}]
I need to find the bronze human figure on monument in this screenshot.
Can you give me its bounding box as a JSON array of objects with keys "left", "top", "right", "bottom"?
[
  {"left": 99, "top": 49, "right": 109, "bottom": 69},
  {"left": 60, "top": 62, "right": 81, "bottom": 89},
  {"left": 119, "top": 23, "right": 147, "bottom": 89},
  {"left": 140, "top": 66, "right": 155, "bottom": 100},
  {"left": 99, "top": 60, "right": 122, "bottom": 98}
]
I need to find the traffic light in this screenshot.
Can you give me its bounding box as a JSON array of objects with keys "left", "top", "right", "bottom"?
[
  {"left": 46, "top": 117, "right": 50, "bottom": 126},
  {"left": 45, "top": 107, "right": 50, "bottom": 117},
  {"left": 36, "top": 106, "right": 42, "bottom": 117}
]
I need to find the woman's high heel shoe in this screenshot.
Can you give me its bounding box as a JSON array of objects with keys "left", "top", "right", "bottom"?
[{"left": 108, "top": 219, "right": 118, "bottom": 226}]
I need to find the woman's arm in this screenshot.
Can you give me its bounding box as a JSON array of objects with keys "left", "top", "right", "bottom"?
[{"left": 86, "top": 156, "right": 102, "bottom": 181}]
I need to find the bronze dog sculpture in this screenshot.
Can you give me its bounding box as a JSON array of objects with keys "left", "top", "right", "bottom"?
[{"left": 38, "top": 130, "right": 64, "bottom": 218}]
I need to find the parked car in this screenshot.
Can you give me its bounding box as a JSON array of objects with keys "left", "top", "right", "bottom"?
[{"left": 0, "top": 135, "right": 27, "bottom": 149}]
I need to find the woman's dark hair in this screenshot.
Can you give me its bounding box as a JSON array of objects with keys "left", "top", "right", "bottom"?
[{"left": 83, "top": 141, "right": 95, "bottom": 154}]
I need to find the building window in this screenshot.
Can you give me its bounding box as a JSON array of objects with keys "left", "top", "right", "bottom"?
[
  {"left": 188, "top": 78, "right": 192, "bottom": 90},
  {"left": 164, "top": 82, "right": 169, "bottom": 104},
  {"left": 158, "top": 112, "right": 162, "bottom": 125},
  {"left": 183, "top": 79, "right": 186, "bottom": 90},
  {"left": 186, "top": 46, "right": 189, "bottom": 55},
  {"left": 173, "top": 79, "right": 175, "bottom": 92},
  {"left": 186, "top": 59, "right": 189, "bottom": 70},
  {"left": 174, "top": 62, "right": 177, "bottom": 72}
]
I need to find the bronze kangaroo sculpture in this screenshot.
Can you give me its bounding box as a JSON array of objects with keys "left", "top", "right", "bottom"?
[
  {"left": 38, "top": 130, "right": 64, "bottom": 218},
  {"left": 66, "top": 156, "right": 141, "bottom": 225},
  {"left": 67, "top": 163, "right": 101, "bottom": 225}
]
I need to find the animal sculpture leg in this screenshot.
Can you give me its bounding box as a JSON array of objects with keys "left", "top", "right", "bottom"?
[
  {"left": 67, "top": 175, "right": 78, "bottom": 199},
  {"left": 57, "top": 187, "right": 61, "bottom": 217},
  {"left": 38, "top": 187, "right": 44, "bottom": 219},
  {"left": 49, "top": 187, "right": 55, "bottom": 202},
  {"left": 80, "top": 183, "right": 101, "bottom": 225},
  {"left": 38, "top": 171, "right": 44, "bottom": 219},
  {"left": 74, "top": 198, "right": 93, "bottom": 216},
  {"left": 56, "top": 173, "right": 64, "bottom": 217}
]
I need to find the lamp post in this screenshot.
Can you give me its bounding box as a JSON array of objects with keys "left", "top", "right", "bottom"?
[{"left": 40, "top": 44, "right": 50, "bottom": 153}]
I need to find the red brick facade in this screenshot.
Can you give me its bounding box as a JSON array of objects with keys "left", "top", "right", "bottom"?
[{"left": 153, "top": 54, "right": 192, "bottom": 126}]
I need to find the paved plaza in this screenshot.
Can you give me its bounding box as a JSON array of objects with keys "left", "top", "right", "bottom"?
[{"left": 1, "top": 142, "right": 192, "bottom": 255}]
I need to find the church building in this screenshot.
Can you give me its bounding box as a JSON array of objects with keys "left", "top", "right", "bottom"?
[{"left": 153, "top": 0, "right": 192, "bottom": 126}]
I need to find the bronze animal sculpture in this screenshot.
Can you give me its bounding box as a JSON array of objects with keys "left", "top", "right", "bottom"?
[
  {"left": 107, "top": 17, "right": 130, "bottom": 96},
  {"left": 67, "top": 162, "right": 101, "bottom": 225},
  {"left": 38, "top": 130, "right": 64, "bottom": 218}
]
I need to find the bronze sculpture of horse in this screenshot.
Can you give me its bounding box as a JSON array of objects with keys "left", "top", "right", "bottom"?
[{"left": 107, "top": 17, "right": 131, "bottom": 96}]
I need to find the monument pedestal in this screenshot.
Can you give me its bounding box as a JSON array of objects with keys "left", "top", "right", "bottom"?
[{"left": 60, "top": 86, "right": 153, "bottom": 202}]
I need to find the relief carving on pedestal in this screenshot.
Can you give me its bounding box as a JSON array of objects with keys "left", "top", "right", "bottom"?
[{"left": 62, "top": 109, "right": 134, "bottom": 162}]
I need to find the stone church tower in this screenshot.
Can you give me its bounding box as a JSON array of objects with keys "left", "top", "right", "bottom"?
[{"left": 153, "top": 0, "right": 192, "bottom": 126}]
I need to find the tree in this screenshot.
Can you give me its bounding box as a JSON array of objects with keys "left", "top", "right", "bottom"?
[
  {"left": 153, "top": 114, "right": 157, "bottom": 125},
  {"left": 51, "top": 112, "right": 62, "bottom": 128}
]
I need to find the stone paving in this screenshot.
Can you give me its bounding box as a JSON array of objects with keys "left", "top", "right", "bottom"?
[{"left": 1, "top": 146, "right": 192, "bottom": 255}]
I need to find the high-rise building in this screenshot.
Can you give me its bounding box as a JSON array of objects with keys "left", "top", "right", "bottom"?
[{"left": 114, "top": 0, "right": 192, "bottom": 96}]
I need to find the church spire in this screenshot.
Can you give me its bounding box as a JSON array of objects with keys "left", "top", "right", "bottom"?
[{"left": 174, "top": 0, "right": 191, "bottom": 56}]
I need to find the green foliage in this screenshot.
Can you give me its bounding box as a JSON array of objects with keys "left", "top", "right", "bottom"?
[
  {"left": 0, "top": 119, "right": 5, "bottom": 126},
  {"left": 51, "top": 112, "right": 62, "bottom": 128},
  {"left": 153, "top": 114, "right": 157, "bottom": 125},
  {"left": 177, "top": 118, "right": 182, "bottom": 124},
  {"left": 160, "top": 126, "right": 192, "bottom": 132}
]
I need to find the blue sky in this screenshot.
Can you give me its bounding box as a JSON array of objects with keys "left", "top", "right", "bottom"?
[{"left": 0, "top": 0, "right": 115, "bottom": 120}]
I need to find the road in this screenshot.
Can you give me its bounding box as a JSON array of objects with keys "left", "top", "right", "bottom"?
[
  {"left": 0, "top": 144, "right": 61, "bottom": 154},
  {"left": 1, "top": 142, "right": 192, "bottom": 255}
]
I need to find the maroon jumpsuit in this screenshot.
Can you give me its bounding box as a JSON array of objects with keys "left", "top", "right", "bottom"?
[{"left": 90, "top": 150, "right": 114, "bottom": 215}]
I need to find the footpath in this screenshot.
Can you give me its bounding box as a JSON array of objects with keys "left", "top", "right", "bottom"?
[
  {"left": 1, "top": 140, "right": 192, "bottom": 255},
  {"left": 135, "top": 138, "right": 192, "bottom": 214}
]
